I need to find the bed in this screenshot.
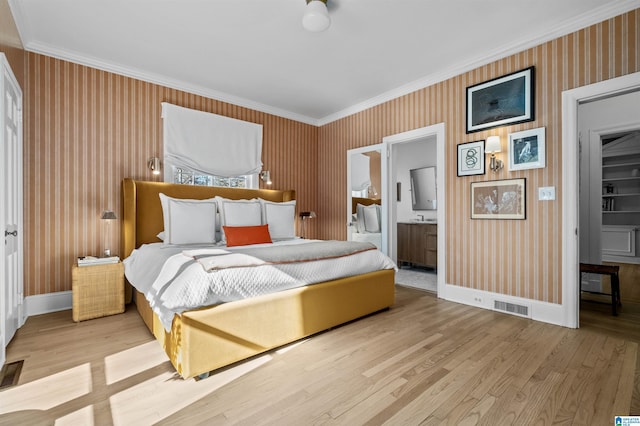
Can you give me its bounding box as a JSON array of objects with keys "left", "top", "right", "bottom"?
[{"left": 122, "top": 179, "right": 395, "bottom": 379}]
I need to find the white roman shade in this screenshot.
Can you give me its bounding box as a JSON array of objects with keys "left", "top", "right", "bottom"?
[{"left": 162, "top": 102, "right": 263, "bottom": 178}]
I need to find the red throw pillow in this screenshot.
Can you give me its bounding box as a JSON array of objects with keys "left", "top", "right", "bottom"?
[{"left": 223, "top": 224, "right": 273, "bottom": 247}]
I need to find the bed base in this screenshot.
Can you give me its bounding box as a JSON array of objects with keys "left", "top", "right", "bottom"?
[
  {"left": 123, "top": 178, "right": 395, "bottom": 379},
  {"left": 136, "top": 269, "right": 394, "bottom": 378}
]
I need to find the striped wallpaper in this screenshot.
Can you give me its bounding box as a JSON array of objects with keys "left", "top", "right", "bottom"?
[
  {"left": 6, "top": 8, "right": 640, "bottom": 302},
  {"left": 23, "top": 57, "right": 318, "bottom": 296},
  {"left": 318, "top": 9, "right": 639, "bottom": 304}
]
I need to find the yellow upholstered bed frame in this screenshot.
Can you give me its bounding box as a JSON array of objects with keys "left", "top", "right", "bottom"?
[{"left": 122, "top": 178, "right": 395, "bottom": 379}]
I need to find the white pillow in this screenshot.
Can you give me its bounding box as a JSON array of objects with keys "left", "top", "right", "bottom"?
[
  {"left": 355, "top": 203, "right": 368, "bottom": 233},
  {"left": 158, "top": 193, "right": 217, "bottom": 245},
  {"left": 260, "top": 199, "right": 296, "bottom": 240},
  {"left": 215, "top": 196, "right": 262, "bottom": 244},
  {"left": 166, "top": 198, "right": 217, "bottom": 244},
  {"left": 363, "top": 204, "right": 380, "bottom": 233},
  {"left": 356, "top": 203, "right": 381, "bottom": 233}
]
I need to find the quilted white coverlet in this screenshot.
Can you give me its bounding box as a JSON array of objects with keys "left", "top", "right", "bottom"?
[{"left": 124, "top": 239, "right": 396, "bottom": 331}]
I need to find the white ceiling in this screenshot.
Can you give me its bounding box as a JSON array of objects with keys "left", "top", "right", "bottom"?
[{"left": 8, "top": 0, "right": 640, "bottom": 125}]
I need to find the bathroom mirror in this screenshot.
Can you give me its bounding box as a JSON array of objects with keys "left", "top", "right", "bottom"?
[{"left": 410, "top": 166, "right": 437, "bottom": 210}]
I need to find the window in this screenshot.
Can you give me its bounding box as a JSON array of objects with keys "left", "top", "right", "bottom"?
[
  {"left": 162, "top": 103, "right": 263, "bottom": 185},
  {"left": 173, "top": 167, "right": 256, "bottom": 189}
]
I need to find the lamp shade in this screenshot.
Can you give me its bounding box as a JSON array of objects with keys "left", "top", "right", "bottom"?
[
  {"left": 302, "top": 0, "right": 330, "bottom": 32},
  {"left": 485, "top": 136, "right": 501, "bottom": 154}
]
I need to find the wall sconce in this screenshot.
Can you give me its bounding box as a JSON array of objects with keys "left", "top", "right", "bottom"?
[
  {"left": 260, "top": 170, "right": 272, "bottom": 185},
  {"left": 485, "top": 136, "right": 503, "bottom": 172},
  {"left": 148, "top": 157, "right": 161, "bottom": 175},
  {"left": 299, "top": 211, "right": 316, "bottom": 239},
  {"left": 100, "top": 210, "right": 117, "bottom": 257}
]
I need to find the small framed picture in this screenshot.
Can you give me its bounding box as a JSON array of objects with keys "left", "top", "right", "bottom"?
[
  {"left": 457, "top": 140, "right": 485, "bottom": 176},
  {"left": 508, "top": 127, "right": 546, "bottom": 171},
  {"left": 471, "top": 178, "right": 526, "bottom": 220}
]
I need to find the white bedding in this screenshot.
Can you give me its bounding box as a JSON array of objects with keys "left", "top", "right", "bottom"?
[
  {"left": 124, "top": 239, "right": 396, "bottom": 331},
  {"left": 352, "top": 232, "right": 382, "bottom": 250}
]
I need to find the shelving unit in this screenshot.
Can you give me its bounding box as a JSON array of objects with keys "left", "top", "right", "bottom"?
[
  {"left": 601, "top": 153, "right": 640, "bottom": 225},
  {"left": 600, "top": 134, "right": 640, "bottom": 262}
]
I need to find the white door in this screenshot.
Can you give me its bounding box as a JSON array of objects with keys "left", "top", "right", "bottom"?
[{"left": 1, "top": 53, "right": 23, "bottom": 367}]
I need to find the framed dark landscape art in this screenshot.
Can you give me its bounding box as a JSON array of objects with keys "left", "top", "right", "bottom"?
[{"left": 466, "top": 67, "right": 535, "bottom": 133}]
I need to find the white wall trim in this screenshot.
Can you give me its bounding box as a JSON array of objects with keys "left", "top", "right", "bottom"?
[
  {"left": 442, "top": 284, "right": 567, "bottom": 327},
  {"left": 25, "top": 291, "right": 72, "bottom": 317},
  {"left": 14, "top": 38, "right": 320, "bottom": 127},
  {"left": 347, "top": 144, "right": 386, "bottom": 254},
  {"left": 562, "top": 71, "right": 640, "bottom": 329},
  {"left": 10, "top": 0, "right": 639, "bottom": 127},
  {"left": 383, "top": 123, "right": 446, "bottom": 297},
  {"left": 317, "top": 1, "right": 640, "bottom": 126}
]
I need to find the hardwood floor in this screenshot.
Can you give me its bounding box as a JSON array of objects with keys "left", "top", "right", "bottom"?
[{"left": 1, "top": 286, "right": 637, "bottom": 425}]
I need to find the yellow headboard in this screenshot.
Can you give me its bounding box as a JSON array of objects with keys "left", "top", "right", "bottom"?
[
  {"left": 121, "top": 178, "right": 296, "bottom": 259},
  {"left": 351, "top": 197, "right": 381, "bottom": 214}
]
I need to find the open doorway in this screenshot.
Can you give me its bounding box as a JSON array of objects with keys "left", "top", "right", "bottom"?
[
  {"left": 392, "top": 137, "right": 438, "bottom": 293},
  {"left": 383, "top": 123, "right": 446, "bottom": 297},
  {"left": 562, "top": 72, "right": 640, "bottom": 328},
  {"left": 578, "top": 90, "right": 640, "bottom": 326}
]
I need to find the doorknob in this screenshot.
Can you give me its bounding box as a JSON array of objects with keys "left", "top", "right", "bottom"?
[{"left": 5, "top": 230, "right": 17, "bottom": 237}]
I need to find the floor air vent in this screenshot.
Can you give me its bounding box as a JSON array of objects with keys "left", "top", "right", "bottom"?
[{"left": 494, "top": 300, "right": 529, "bottom": 317}]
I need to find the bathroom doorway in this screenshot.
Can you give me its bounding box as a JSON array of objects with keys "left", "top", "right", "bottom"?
[{"left": 383, "top": 123, "right": 446, "bottom": 297}]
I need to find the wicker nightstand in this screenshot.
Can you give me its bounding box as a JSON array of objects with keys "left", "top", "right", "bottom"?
[{"left": 72, "top": 262, "right": 125, "bottom": 322}]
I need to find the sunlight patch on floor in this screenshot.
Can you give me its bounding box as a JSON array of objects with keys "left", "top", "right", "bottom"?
[
  {"left": 275, "top": 338, "right": 308, "bottom": 355},
  {"left": 0, "top": 363, "right": 92, "bottom": 414},
  {"left": 109, "top": 354, "right": 273, "bottom": 424},
  {"left": 104, "top": 341, "right": 169, "bottom": 385},
  {"left": 55, "top": 404, "right": 94, "bottom": 426}
]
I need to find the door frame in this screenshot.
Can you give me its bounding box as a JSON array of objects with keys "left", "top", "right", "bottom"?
[
  {"left": 346, "top": 144, "right": 387, "bottom": 253},
  {"left": 383, "top": 123, "right": 446, "bottom": 296},
  {"left": 562, "top": 71, "right": 640, "bottom": 328},
  {"left": 0, "top": 53, "right": 24, "bottom": 367}
]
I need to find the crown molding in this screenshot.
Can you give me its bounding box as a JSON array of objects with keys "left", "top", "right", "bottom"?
[
  {"left": 21, "top": 40, "right": 321, "bottom": 127},
  {"left": 11, "top": 0, "right": 319, "bottom": 124},
  {"left": 317, "top": 0, "right": 640, "bottom": 126},
  {"left": 9, "top": 0, "right": 640, "bottom": 128},
  {"left": 26, "top": 41, "right": 320, "bottom": 126},
  {"left": 7, "top": 0, "right": 29, "bottom": 48}
]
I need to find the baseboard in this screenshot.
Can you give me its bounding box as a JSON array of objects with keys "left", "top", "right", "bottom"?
[
  {"left": 23, "top": 284, "right": 571, "bottom": 327},
  {"left": 24, "top": 291, "right": 72, "bottom": 317},
  {"left": 440, "top": 284, "right": 571, "bottom": 328}
]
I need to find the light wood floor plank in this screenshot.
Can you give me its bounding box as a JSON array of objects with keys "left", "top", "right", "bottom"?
[{"left": 1, "top": 286, "right": 638, "bottom": 425}]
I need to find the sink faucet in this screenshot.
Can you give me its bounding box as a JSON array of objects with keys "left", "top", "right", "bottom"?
[{"left": 418, "top": 214, "right": 425, "bottom": 221}]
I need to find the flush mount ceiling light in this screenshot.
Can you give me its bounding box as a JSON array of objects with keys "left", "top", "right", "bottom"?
[{"left": 302, "top": 0, "right": 331, "bottom": 32}]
